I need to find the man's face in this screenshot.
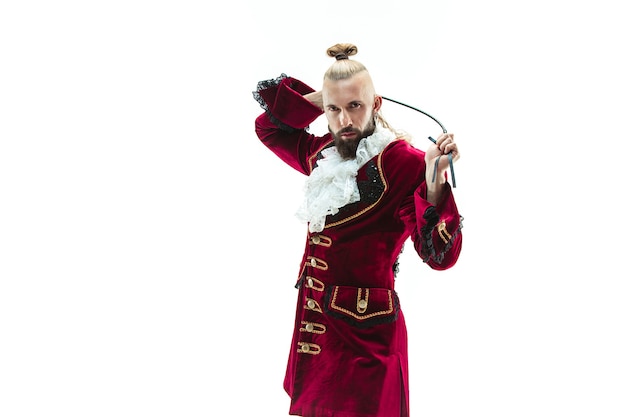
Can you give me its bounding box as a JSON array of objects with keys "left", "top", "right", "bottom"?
[{"left": 322, "top": 72, "right": 382, "bottom": 159}]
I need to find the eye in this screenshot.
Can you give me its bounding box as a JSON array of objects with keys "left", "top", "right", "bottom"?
[
  {"left": 350, "top": 102, "right": 362, "bottom": 109},
  {"left": 327, "top": 105, "right": 339, "bottom": 112}
]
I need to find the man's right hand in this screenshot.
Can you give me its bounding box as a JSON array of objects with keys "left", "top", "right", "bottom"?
[{"left": 303, "top": 91, "right": 324, "bottom": 110}]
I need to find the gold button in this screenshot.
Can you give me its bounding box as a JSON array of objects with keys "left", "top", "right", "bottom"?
[
  {"left": 301, "top": 343, "right": 310, "bottom": 353},
  {"left": 310, "top": 258, "right": 317, "bottom": 267},
  {"left": 307, "top": 278, "right": 313, "bottom": 288},
  {"left": 307, "top": 299, "right": 316, "bottom": 309},
  {"left": 305, "top": 323, "right": 314, "bottom": 332},
  {"left": 312, "top": 235, "right": 321, "bottom": 244},
  {"left": 358, "top": 300, "right": 367, "bottom": 309}
]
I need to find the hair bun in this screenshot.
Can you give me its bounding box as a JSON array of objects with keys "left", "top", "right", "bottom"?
[{"left": 326, "top": 43, "right": 358, "bottom": 60}]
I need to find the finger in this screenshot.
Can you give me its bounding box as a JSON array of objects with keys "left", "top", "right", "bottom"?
[
  {"left": 435, "top": 132, "right": 448, "bottom": 143},
  {"left": 443, "top": 142, "right": 458, "bottom": 155},
  {"left": 439, "top": 138, "right": 454, "bottom": 152},
  {"left": 436, "top": 132, "right": 454, "bottom": 145}
]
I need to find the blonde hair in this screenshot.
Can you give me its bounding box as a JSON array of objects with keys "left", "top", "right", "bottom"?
[
  {"left": 324, "top": 44, "right": 365, "bottom": 80},
  {"left": 324, "top": 43, "right": 411, "bottom": 142}
]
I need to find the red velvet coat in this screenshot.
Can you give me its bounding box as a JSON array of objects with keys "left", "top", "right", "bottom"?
[{"left": 253, "top": 74, "right": 463, "bottom": 417}]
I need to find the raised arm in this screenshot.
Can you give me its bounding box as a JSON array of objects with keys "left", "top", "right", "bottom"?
[{"left": 253, "top": 74, "right": 330, "bottom": 174}]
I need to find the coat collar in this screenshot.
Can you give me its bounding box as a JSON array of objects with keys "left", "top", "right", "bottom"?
[{"left": 296, "top": 126, "right": 396, "bottom": 232}]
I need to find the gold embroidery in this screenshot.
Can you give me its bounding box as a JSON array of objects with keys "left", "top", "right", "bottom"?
[
  {"left": 324, "top": 150, "right": 388, "bottom": 229},
  {"left": 308, "top": 140, "right": 334, "bottom": 173},
  {"left": 437, "top": 220, "right": 452, "bottom": 243},
  {"left": 297, "top": 342, "right": 321, "bottom": 355},
  {"left": 309, "top": 234, "right": 332, "bottom": 247},
  {"left": 330, "top": 287, "right": 394, "bottom": 320},
  {"left": 305, "top": 276, "right": 325, "bottom": 292},
  {"left": 307, "top": 256, "right": 328, "bottom": 270},
  {"left": 305, "top": 298, "right": 323, "bottom": 313},
  {"left": 299, "top": 321, "right": 327, "bottom": 334},
  {"left": 356, "top": 288, "right": 369, "bottom": 313}
]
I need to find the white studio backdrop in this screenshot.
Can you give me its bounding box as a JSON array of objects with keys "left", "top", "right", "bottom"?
[{"left": 1, "top": 0, "right": 624, "bottom": 416}]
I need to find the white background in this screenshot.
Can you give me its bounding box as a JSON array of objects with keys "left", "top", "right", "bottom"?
[{"left": 1, "top": 0, "right": 625, "bottom": 416}]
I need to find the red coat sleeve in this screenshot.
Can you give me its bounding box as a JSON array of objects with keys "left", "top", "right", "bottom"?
[
  {"left": 253, "top": 74, "right": 331, "bottom": 175},
  {"left": 413, "top": 181, "right": 463, "bottom": 270},
  {"left": 391, "top": 143, "right": 463, "bottom": 270}
]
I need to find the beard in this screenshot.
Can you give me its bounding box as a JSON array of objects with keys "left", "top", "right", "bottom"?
[{"left": 331, "top": 116, "right": 376, "bottom": 160}]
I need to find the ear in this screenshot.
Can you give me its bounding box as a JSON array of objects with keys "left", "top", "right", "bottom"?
[{"left": 373, "top": 95, "right": 382, "bottom": 113}]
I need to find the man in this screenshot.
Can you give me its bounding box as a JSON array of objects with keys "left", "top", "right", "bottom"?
[{"left": 252, "top": 43, "right": 463, "bottom": 417}]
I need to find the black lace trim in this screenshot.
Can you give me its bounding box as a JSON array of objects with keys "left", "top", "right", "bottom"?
[
  {"left": 323, "top": 160, "right": 385, "bottom": 225},
  {"left": 363, "top": 162, "right": 385, "bottom": 201},
  {"left": 420, "top": 206, "right": 439, "bottom": 262},
  {"left": 393, "top": 243, "right": 404, "bottom": 278},
  {"left": 419, "top": 207, "right": 464, "bottom": 264},
  {"left": 252, "top": 73, "right": 297, "bottom": 133},
  {"left": 430, "top": 216, "right": 463, "bottom": 264},
  {"left": 419, "top": 206, "right": 441, "bottom": 263},
  {"left": 310, "top": 142, "right": 335, "bottom": 170}
]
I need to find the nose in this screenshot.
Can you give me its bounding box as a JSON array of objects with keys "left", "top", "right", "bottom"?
[{"left": 339, "top": 110, "right": 352, "bottom": 128}]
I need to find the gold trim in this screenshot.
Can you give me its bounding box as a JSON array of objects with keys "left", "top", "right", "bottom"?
[
  {"left": 324, "top": 149, "right": 388, "bottom": 229},
  {"left": 307, "top": 256, "right": 328, "bottom": 270},
  {"left": 305, "top": 276, "right": 325, "bottom": 292},
  {"left": 437, "top": 220, "right": 452, "bottom": 244},
  {"left": 297, "top": 342, "right": 321, "bottom": 355},
  {"left": 330, "top": 287, "right": 394, "bottom": 320},
  {"left": 356, "top": 288, "right": 369, "bottom": 313},
  {"left": 305, "top": 297, "right": 323, "bottom": 313},
  {"left": 309, "top": 234, "right": 332, "bottom": 247},
  {"left": 299, "top": 321, "right": 327, "bottom": 334},
  {"left": 307, "top": 140, "right": 334, "bottom": 173}
]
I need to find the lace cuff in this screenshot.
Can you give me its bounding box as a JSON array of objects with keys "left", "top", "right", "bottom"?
[
  {"left": 252, "top": 73, "right": 322, "bottom": 131},
  {"left": 415, "top": 182, "right": 463, "bottom": 266},
  {"left": 419, "top": 207, "right": 463, "bottom": 264}
]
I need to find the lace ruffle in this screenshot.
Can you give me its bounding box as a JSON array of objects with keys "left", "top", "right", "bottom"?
[
  {"left": 252, "top": 73, "right": 288, "bottom": 110},
  {"left": 296, "top": 127, "right": 396, "bottom": 232},
  {"left": 420, "top": 208, "right": 464, "bottom": 264},
  {"left": 252, "top": 73, "right": 298, "bottom": 132}
]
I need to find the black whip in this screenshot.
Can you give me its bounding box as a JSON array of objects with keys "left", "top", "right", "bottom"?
[{"left": 381, "top": 96, "right": 456, "bottom": 187}]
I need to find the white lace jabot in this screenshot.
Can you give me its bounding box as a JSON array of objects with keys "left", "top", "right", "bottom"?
[{"left": 296, "top": 126, "right": 396, "bottom": 232}]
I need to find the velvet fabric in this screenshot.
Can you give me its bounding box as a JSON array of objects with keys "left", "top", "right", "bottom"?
[{"left": 253, "top": 74, "right": 463, "bottom": 417}]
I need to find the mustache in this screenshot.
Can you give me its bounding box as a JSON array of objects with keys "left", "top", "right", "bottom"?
[{"left": 337, "top": 127, "right": 357, "bottom": 135}]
